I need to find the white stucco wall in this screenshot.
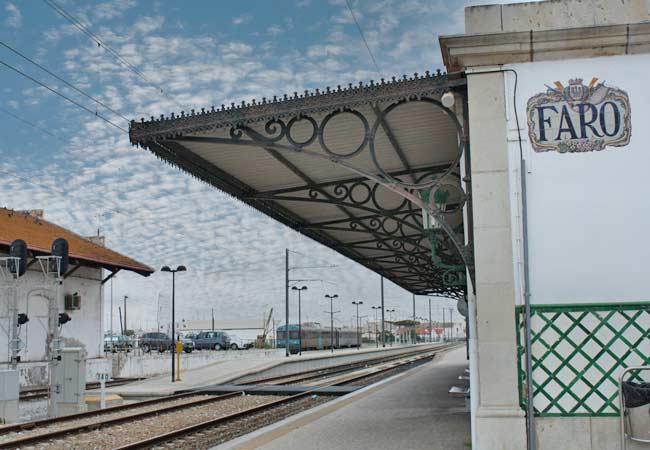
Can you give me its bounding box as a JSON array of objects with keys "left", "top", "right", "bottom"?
[
  {"left": 0, "top": 263, "right": 104, "bottom": 363},
  {"left": 504, "top": 53, "right": 650, "bottom": 305}
]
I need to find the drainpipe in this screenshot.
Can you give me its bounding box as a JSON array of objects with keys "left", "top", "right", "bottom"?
[
  {"left": 521, "top": 158, "right": 535, "bottom": 450},
  {"left": 468, "top": 288, "right": 479, "bottom": 450}
]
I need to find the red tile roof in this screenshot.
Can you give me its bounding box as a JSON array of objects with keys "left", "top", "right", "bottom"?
[{"left": 0, "top": 208, "right": 153, "bottom": 276}]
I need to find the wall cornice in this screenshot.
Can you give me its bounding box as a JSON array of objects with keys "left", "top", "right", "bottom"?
[{"left": 440, "top": 23, "right": 650, "bottom": 71}]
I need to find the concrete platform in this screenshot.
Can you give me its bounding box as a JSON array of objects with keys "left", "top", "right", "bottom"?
[
  {"left": 214, "top": 347, "right": 471, "bottom": 450},
  {"left": 100, "top": 344, "right": 438, "bottom": 398}
]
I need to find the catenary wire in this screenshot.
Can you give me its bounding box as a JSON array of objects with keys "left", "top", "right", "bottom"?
[
  {"left": 42, "top": 0, "right": 183, "bottom": 109},
  {"left": 0, "top": 58, "right": 128, "bottom": 133},
  {"left": 0, "top": 105, "right": 64, "bottom": 141},
  {"left": 0, "top": 40, "right": 130, "bottom": 123},
  {"left": 345, "top": 0, "right": 382, "bottom": 78}
]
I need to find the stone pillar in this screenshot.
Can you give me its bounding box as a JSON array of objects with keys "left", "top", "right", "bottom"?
[{"left": 467, "top": 70, "right": 526, "bottom": 450}]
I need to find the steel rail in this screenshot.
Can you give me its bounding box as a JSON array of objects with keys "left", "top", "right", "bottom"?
[
  {"left": 253, "top": 344, "right": 456, "bottom": 385},
  {"left": 113, "top": 349, "right": 447, "bottom": 450},
  {"left": 19, "top": 377, "right": 144, "bottom": 400},
  {"left": 0, "top": 344, "right": 461, "bottom": 449},
  {"left": 0, "top": 392, "right": 243, "bottom": 449},
  {"left": 0, "top": 390, "right": 210, "bottom": 436}
]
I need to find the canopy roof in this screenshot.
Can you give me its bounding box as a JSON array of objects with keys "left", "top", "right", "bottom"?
[{"left": 130, "top": 70, "right": 468, "bottom": 298}]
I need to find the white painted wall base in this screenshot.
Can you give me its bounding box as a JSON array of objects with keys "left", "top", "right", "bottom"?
[
  {"left": 536, "top": 416, "right": 647, "bottom": 450},
  {"left": 475, "top": 407, "right": 527, "bottom": 450},
  {"left": 110, "top": 349, "right": 285, "bottom": 379}
]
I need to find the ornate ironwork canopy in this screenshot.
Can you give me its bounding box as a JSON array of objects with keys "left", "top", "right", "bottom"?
[{"left": 130, "top": 70, "right": 472, "bottom": 299}]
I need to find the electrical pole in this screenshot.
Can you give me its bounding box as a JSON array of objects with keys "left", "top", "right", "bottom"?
[
  {"left": 371, "top": 306, "right": 380, "bottom": 348},
  {"left": 412, "top": 294, "right": 416, "bottom": 345},
  {"left": 428, "top": 297, "right": 432, "bottom": 343},
  {"left": 123, "top": 295, "right": 128, "bottom": 334},
  {"left": 211, "top": 308, "right": 215, "bottom": 331},
  {"left": 324, "top": 294, "right": 339, "bottom": 353},
  {"left": 285, "top": 249, "right": 289, "bottom": 357},
  {"left": 443, "top": 308, "right": 446, "bottom": 342},
  {"left": 352, "top": 301, "right": 363, "bottom": 349},
  {"left": 450, "top": 308, "right": 454, "bottom": 342},
  {"left": 380, "top": 277, "right": 385, "bottom": 347}
]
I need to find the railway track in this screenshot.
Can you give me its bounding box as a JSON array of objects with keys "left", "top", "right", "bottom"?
[
  {"left": 249, "top": 343, "right": 457, "bottom": 386},
  {"left": 0, "top": 344, "right": 458, "bottom": 449},
  {"left": 19, "top": 377, "right": 145, "bottom": 400}
]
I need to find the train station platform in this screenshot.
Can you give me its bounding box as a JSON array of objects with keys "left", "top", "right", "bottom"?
[
  {"left": 101, "top": 343, "right": 440, "bottom": 398},
  {"left": 215, "top": 346, "right": 471, "bottom": 450}
]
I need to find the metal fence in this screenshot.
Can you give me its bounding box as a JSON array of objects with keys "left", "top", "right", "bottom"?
[{"left": 516, "top": 302, "right": 650, "bottom": 416}]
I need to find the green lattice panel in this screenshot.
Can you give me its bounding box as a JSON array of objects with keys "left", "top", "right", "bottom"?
[{"left": 516, "top": 302, "right": 650, "bottom": 417}]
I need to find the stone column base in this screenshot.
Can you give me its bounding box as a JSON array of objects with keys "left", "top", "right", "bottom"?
[{"left": 475, "top": 406, "right": 527, "bottom": 450}]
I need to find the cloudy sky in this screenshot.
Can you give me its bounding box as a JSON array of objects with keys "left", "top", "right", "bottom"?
[{"left": 0, "top": 0, "right": 523, "bottom": 333}]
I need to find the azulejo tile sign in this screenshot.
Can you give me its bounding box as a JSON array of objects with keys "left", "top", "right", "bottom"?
[{"left": 527, "top": 77, "right": 631, "bottom": 153}]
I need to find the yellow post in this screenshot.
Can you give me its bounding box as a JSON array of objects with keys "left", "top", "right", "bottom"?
[{"left": 175, "top": 340, "right": 182, "bottom": 381}]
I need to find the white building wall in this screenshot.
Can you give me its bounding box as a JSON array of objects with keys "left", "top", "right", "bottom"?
[
  {"left": 0, "top": 263, "right": 104, "bottom": 363},
  {"left": 506, "top": 53, "right": 650, "bottom": 305}
]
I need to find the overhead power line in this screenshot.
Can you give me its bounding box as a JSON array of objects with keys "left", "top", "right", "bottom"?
[
  {"left": 0, "top": 58, "right": 128, "bottom": 133},
  {"left": 0, "top": 40, "right": 130, "bottom": 122},
  {"left": 345, "top": 0, "right": 383, "bottom": 78},
  {"left": 0, "top": 105, "right": 63, "bottom": 141},
  {"left": 42, "top": 0, "right": 181, "bottom": 108}
]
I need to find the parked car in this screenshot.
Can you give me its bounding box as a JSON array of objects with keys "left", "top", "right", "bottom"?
[
  {"left": 180, "top": 335, "right": 195, "bottom": 353},
  {"left": 139, "top": 332, "right": 172, "bottom": 353},
  {"left": 193, "top": 331, "right": 230, "bottom": 350},
  {"left": 104, "top": 335, "right": 133, "bottom": 352},
  {"left": 228, "top": 335, "right": 254, "bottom": 350}
]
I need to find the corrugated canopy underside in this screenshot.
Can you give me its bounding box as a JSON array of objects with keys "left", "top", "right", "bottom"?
[{"left": 130, "top": 72, "right": 466, "bottom": 297}]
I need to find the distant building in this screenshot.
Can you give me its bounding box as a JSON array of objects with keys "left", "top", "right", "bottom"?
[{"left": 0, "top": 208, "right": 153, "bottom": 384}]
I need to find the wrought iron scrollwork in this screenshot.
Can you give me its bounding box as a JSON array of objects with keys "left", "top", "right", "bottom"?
[{"left": 171, "top": 94, "right": 472, "bottom": 297}]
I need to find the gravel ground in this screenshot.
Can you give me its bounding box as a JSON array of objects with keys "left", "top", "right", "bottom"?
[
  {"left": 153, "top": 395, "right": 333, "bottom": 450},
  {"left": 0, "top": 394, "right": 218, "bottom": 444},
  {"left": 9, "top": 395, "right": 279, "bottom": 450}
]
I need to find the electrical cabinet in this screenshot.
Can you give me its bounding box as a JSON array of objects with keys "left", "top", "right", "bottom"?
[{"left": 52, "top": 347, "right": 86, "bottom": 405}]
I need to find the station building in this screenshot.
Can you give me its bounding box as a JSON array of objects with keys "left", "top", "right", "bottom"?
[
  {"left": 0, "top": 208, "right": 153, "bottom": 385},
  {"left": 130, "top": 0, "right": 650, "bottom": 448}
]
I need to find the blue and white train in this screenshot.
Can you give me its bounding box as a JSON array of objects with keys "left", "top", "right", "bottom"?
[{"left": 277, "top": 323, "right": 359, "bottom": 353}]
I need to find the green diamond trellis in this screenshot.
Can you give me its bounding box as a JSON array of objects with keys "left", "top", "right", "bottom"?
[{"left": 515, "top": 302, "right": 650, "bottom": 417}]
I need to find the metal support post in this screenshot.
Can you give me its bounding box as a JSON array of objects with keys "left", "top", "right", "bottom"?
[
  {"left": 428, "top": 298, "right": 432, "bottom": 343},
  {"left": 442, "top": 308, "right": 446, "bottom": 342},
  {"left": 380, "top": 277, "right": 385, "bottom": 347},
  {"left": 285, "top": 249, "right": 289, "bottom": 357},
  {"left": 171, "top": 271, "right": 175, "bottom": 382}
]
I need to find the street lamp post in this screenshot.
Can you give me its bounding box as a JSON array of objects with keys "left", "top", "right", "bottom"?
[
  {"left": 386, "top": 308, "right": 395, "bottom": 346},
  {"left": 291, "top": 286, "right": 307, "bottom": 356},
  {"left": 371, "top": 306, "right": 380, "bottom": 348},
  {"left": 351, "top": 301, "right": 363, "bottom": 349},
  {"left": 123, "top": 295, "right": 128, "bottom": 335},
  {"left": 161, "top": 265, "right": 186, "bottom": 383},
  {"left": 324, "top": 294, "right": 339, "bottom": 353}
]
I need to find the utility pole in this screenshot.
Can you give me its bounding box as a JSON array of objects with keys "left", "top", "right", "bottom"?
[
  {"left": 380, "top": 277, "right": 385, "bottom": 347},
  {"left": 371, "top": 306, "right": 380, "bottom": 348},
  {"left": 428, "top": 298, "right": 432, "bottom": 343},
  {"left": 450, "top": 308, "right": 454, "bottom": 342},
  {"left": 386, "top": 308, "right": 395, "bottom": 346},
  {"left": 324, "top": 294, "right": 339, "bottom": 353},
  {"left": 352, "top": 301, "right": 363, "bottom": 349},
  {"left": 412, "top": 294, "right": 416, "bottom": 344},
  {"left": 118, "top": 306, "right": 124, "bottom": 335},
  {"left": 123, "top": 295, "right": 128, "bottom": 334},
  {"left": 285, "top": 249, "right": 289, "bottom": 357},
  {"left": 443, "top": 308, "right": 446, "bottom": 342},
  {"left": 110, "top": 276, "right": 114, "bottom": 352},
  {"left": 211, "top": 308, "right": 215, "bottom": 331}
]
